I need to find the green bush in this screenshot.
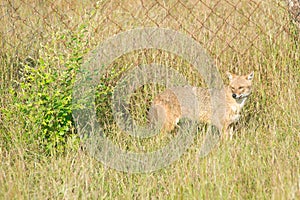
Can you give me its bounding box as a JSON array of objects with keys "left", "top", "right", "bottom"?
[{"left": 14, "top": 26, "right": 89, "bottom": 155}]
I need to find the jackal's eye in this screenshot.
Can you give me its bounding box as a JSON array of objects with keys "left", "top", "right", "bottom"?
[{"left": 238, "top": 86, "right": 243, "bottom": 90}]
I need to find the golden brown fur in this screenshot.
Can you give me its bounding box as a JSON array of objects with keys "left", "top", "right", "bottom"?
[{"left": 148, "top": 72, "right": 254, "bottom": 138}]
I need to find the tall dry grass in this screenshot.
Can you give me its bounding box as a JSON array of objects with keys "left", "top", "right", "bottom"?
[{"left": 0, "top": 0, "right": 299, "bottom": 199}]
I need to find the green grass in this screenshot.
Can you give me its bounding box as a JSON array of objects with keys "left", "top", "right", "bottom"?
[{"left": 0, "top": 0, "right": 299, "bottom": 199}]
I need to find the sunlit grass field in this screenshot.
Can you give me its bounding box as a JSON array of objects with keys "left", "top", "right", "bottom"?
[{"left": 0, "top": 0, "right": 299, "bottom": 199}]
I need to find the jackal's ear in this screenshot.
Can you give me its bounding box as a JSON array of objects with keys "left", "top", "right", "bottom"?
[
  {"left": 226, "top": 71, "right": 233, "bottom": 81},
  {"left": 247, "top": 71, "right": 254, "bottom": 80}
]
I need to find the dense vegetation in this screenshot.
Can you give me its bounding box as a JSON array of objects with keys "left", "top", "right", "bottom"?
[{"left": 0, "top": 0, "right": 299, "bottom": 199}]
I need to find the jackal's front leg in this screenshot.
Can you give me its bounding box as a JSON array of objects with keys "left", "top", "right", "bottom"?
[{"left": 221, "top": 123, "right": 231, "bottom": 140}]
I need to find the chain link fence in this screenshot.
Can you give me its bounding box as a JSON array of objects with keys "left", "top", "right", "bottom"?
[{"left": 0, "top": 0, "right": 299, "bottom": 85}]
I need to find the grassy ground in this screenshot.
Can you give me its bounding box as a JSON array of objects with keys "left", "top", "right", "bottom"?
[{"left": 0, "top": 0, "right": 299, "bottom": 199}]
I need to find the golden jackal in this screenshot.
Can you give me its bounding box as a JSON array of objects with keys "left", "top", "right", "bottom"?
[{"left": 148, "top": 71, "right": 254, "bottom": 138}]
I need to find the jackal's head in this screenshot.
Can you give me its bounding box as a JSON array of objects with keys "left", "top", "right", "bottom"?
[{"left": 226, "top": 71, "right": 254, "bottom": 100}]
